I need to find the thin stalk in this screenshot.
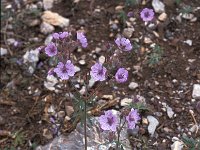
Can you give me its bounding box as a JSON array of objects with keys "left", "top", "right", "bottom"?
[
  {"left": 116, "top": 118, "right": 126, "bottom": 150},
  {"left": 84, "top": 100, "right": 87, "bottom": 150}
]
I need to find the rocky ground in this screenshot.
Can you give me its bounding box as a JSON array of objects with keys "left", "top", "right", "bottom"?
[{"left": 0, "top": 0, "right": 200, "bottom": 149}]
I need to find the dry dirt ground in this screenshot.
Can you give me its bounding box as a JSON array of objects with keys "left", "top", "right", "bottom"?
[{"left": 0, "top": 0, "right": 200, "bottom": 149}]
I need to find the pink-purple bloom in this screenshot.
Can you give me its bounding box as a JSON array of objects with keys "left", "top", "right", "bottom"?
[
  {"left": 98, "top": 110, "right": 118, "bottom": 132},
  {"left": 45, "top": 42, "right": 58, "bottom": 57},
  {"left": 54, "top": 60, "right": 75, "bottom": 80},
  {"left": 140, "top": 8, "right": 154, "bottom": 22},
  {"left": 52, "top": 32, "right": 69, "bottom": 40},
  {"left": 90, "top": 63, "right": 107, "bottom": 81},
  {"left": 77, "top": 32, "right": 88, "bottom": 48},
  {"left": 115, "top": 68, "right": 128, "bottom": 83},
  {"left": 126, "top": 108, "right": 140, "bottom": 129},
  {"left": 115, "top": 37, "right": 132, "bottom": 51}
]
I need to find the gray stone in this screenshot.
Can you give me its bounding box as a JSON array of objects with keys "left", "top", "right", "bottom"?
[
  {"left": 0, "top": 48, "right": 8, "bottom": 56},
  {"left": 171, "top": 140, "right": 183, "bottom": 150},
  {"left": 128, "top": 82, "right": 139, "bottom": 90},
  {"left": 43, "top": 0, "right": 54, "bottom": 10},
  {"left": 40, "top": 22, "right": 55, "bottom": 34},
  {"left": 192, "top": 84, "right": 200, "bottom": 99},
  {"left": 37, "top": 111, "right": 130, "bottom": 150},
  {"left": 166, "top": 106, "right": 174, "bottom": 118},
  {"left": 152, "top": 0, "right": 165, "bottom": 13},
  {"left": 123, "top": 28, "right": 134, "bottom": 38},
  {"left": 147, "top": 115, "right": 159, "bottom": 136}
]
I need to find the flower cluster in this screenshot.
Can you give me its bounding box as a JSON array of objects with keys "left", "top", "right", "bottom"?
[
  {"left": 43, "top": 31, "right": 88, "bottom": 80},
  {"left": 52, "top": 32, "right": 70, "bottom": 40},
  {"left": 98, "top": 109, "right": 140, "bottom": 132},
  {"left": 140, "top": 8, "right": 154, "bottom": 22}
]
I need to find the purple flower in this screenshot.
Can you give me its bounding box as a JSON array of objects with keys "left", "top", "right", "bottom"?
[
  {"left": 45, "top": 42, "right": 58, "bottom": 57},
  {"left": 115, "top": 37, "right": 132, "bottom": 51},
  {"left": 52, "top": 32, "right": 69, "bottom": 40},
  {"left": 98, "top": 110, "right": 118, "bottom": 132},
  {"left": 126, "top": 108, "right": 140, "bottom": 129},
  {"left": 140, "top": 8, "right": 154, "bottom": 22},
  {"left": 127, "top": 11, "right": 134, "bottom": 17},
  {"left": 54, "top": 60, "right": 75, "bottom": 80},
  {"left": 52, "top": 33, "right": 60, "bottom": 40},
  {"left": 77, "top": 32, "right": 88, "bottom": 48},
  {"left": 115, "top": 68, "right": 128, "bottom": 83},
  {"left": 90, "top": 63, "right": 107, "bottom": 81},
  {"left": 59, "top": 32, "right": 69, "bottom": 39}
]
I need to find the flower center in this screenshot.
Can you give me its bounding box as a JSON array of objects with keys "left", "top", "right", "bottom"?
[
  {"left": 129, "top": 115, "right": 135, "bottom": 122},
  {"left": 61, "top": 67, "right": 68, "bottom": 73},
  {"left": 97, "top": 68, "right": 104, "bottom": 76},
  {"left": 118, "top": 74, "right": 124, "bottom": 79},
  {"left": 107, "top": 117, "right": 114, "bottom": 126},
  {"left": 144, "top": 12, "right": 149, "bottom": 18}
]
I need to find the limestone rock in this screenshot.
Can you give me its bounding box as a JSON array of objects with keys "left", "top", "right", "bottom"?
[{"left": 42, "top": 11, "right": 70, "bottom": 28}]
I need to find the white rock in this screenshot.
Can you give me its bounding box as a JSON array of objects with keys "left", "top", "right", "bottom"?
[
  {"left": 45, "top": 35, "right": 53, "bottom": 45},
  {"left": 23, "top": 49, "right": 40, "bottom": 63},
  {"left": 88, "top": 78, "right": 96, "bottom": 88},
  {"left": 43, "top": 0, "right": 54, "bottom": 10},
  {"left": 184, "top": 39, "right": 192, "bottom": 46},
  {"left": 192, "top": 84, "right": 200, "bottom": 99},
  {"left": 182, "top": 13, "right": 194, "bottom": 20},
  {"left": 102, "top": 95, "right": 113, "bottom": 100},
  {"left": 0, "top": 48, "right": 8, "bottom": 56},
  {"left": 121, "top": 98, "right": 132, "bottom": 106},
  {"left": 128, "top": 82, "right": 139, "bottom": 90},
  {"left": 144, "top": 37, "right": 153, "bottom": 44},
  {"left": 42, "top": 11, "right": 70, "bottom": 28},
  {"left": 171, "top": 141, "right": 183, "bottom": 150},
  {"left": 28, "top": 66, "right": 35, "bottom": 74},
  {"left": 152, "top": 0, "right": 165, "bottom": 13},
  {"left": 74, "top": 66, "right": 81, "bottom": 72},
  {"left": 95, "top": 47, "right": 101, "bottom": 53},
  {"left": 158, "top": 13, "right": 167, "bottom": 21},
  {"left": 99, "top": 56, "right": 105, "bottom": 64},
  {"left": 78, "top": 60, "right": 86, "bottom": 65},
  {"left": 44, "top": 75, "right": 58, "bottom": 91},
  {"left": 166, "top": 106, "right": 174, "bottom": 118},
  {"left": 147, "top": 115, "right": 159, "bottom": 136},
  {"left": 40, "top": 22, "right": 55, "bottom": 34}
]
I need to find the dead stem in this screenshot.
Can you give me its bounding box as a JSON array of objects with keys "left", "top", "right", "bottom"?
[{"left": 189, "top": 110, "right": 199, "bottom": 135}]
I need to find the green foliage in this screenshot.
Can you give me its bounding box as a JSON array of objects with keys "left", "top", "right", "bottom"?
[
  {"left": 182, "top": 135, "right": 200, "bottom": 150},
  {"left": 12, "top": 130, "right": 25, "bottom": 147},
  {"left": 125, "top": 0, "right": 137, "bottom": 6},
  {"left": 179, "top": 6, "right": 192, "bottom": 15},
  {"left": 148, "top": 45, "right": 164, "bottom": 66},
  {"left": 175, "top": 0, "right": 182, "bottom": 5},
  {"left": 119, "top": 11, "right": 127, "bottom": 25},
  {"left": 128, "top": 101, "right": 148, "bottom": 111}
]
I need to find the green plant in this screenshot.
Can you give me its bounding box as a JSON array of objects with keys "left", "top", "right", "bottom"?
[
  {"left": 12, "top": 130, "right": 26, "bottom": 147},
  {"left": 182, "top": 135, "right": 200, "bottom": 150},
  {"left": 179, "top": 6, "right": 192, "bottom": 15},
  {"left": 125, "top": 0, "right": 137, "bottom": 6},
  {"left": 148, "top": 45, "right": 164, "bottom": 66},
  {"left": 175, "top": 0, "right": 182, "bottom": 5}
]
